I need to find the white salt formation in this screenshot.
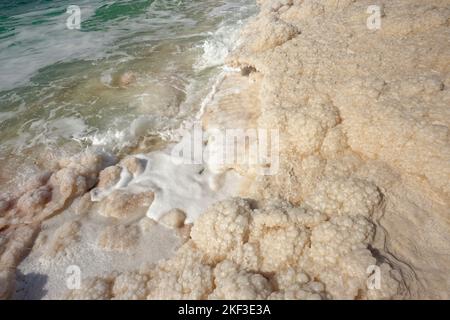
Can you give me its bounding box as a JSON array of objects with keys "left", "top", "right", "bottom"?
[
  {"left": 225, "top": 0, "right": 450, "bottom": 298},
  {"left": 39, "top": 221, "right": 81, "bottom": 258},
  {"left": 65, "top": 198, "right": 399, "bottom": 299}
]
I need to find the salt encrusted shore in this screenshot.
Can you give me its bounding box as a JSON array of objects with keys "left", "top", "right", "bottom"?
[{"left": 1, "top": 0, "right": 449, "bottom": 299}]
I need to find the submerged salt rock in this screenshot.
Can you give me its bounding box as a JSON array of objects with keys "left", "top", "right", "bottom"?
[
  {"left": 48, "top": 170, "right": 76, "bottom": 199},
  {"left": 138, "top": 217, "right": 156, "bottom": 232},
  {"left": 0, "top": 270, "right": 15, "bottom": 300},
  {"left": 99, "top": 190, "right": 154, "bottom": 220},
  {"left": 58, "top": 150, "right": 115, "bottom": 177},
  {"left": 121, "top": 156, "right": 145, "bottom": 175},
  {"left": 22, "top": 171, "right": 52, "bottom": 193},
  {"left": 43, "top": 220, "right": 81, "bottom": 258},
  {"left": 118, "top": 72, "right": 136, "bottom": 87},
  {"left": 97, "top": 224, "right": 140, "bottom": 252},
  {"left": 0, "top": 224, "right": 40, "bottom": 269},
  {"left": 159, "top": 209, "right": 186, "bottom": 229},
  {"left": 56, "top": 151, "right": 117, "bottom": 195},
  {"left": 74, "top": 193, "right": 92, "bottom": 216},
  {"left": 97, "top": 166, "right": 122, "bottom": 189},
  {"left": 16, "top": 185, "right": 52, "bottom": 214},
  {"left": 23, "top": 168, "right": 84, "bottom": 222}
]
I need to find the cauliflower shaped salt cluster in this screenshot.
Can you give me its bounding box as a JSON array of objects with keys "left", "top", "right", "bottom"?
[{"left": 68, "top": 197, "right": 400, "bottom": 300}]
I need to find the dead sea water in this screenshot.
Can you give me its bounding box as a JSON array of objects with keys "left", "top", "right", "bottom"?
[{"left": 0, "top": 0, "right": 256, "bottom": 191}]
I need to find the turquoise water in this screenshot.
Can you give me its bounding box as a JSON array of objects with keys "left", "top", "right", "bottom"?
[{"left": 0, "top": 0, "right": 256, "bottom": 186}]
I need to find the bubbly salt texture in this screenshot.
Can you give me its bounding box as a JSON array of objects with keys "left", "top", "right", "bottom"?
[
  {"left": 0, "top": 0, "right": 257, "bottom": 191},
  {"left": 1, "top": 0, "right": 258, "bottom": 299}
]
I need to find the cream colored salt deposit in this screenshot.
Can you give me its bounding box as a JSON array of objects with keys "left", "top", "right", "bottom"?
[
  {"left": 98, "top": 190, "right": 154, "bottom": 220},
  {"left": 40, "top": 220, "right": 81, "bottom": 258},
  {"left": 159, "top": 209, "right": 186, "bottom": 229},
  {"left": 97, "top": 224, "right": 141, "bottom": 252},
  {"left": 138, "top": 217, "right": 157, "bottom": 232},
  {"left": 67, "top": 198, "right": 400, "bottom": 299}
]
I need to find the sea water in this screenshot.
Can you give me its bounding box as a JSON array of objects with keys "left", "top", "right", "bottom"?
[{"left": 0, "top": 0, "right": 256, "bottom": 191}]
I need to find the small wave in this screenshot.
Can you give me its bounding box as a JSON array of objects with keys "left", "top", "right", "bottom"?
[{"left": 194, "top": 22, "right": 244, "bottom": 71}]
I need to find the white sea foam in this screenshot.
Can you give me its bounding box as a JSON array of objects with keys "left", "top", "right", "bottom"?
[{"left": 90, "top": 146, "right": 242, "bottom": 223}]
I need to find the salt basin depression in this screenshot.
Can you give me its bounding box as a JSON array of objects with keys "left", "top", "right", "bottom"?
[{"left": 0, "top": 0, "right": 449, "bottom": 300}]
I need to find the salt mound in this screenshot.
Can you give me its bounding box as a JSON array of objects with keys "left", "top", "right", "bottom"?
[
  {"left": 67, "top": 198, "right": 400, "bottom": 300},
  {"left": 226, "top": 0, "right": 450, "bottom": 298}
]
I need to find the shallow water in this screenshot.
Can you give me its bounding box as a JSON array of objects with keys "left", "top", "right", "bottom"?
[{"left": 0, "top": 0, "right": 256, "bottom": 189}]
